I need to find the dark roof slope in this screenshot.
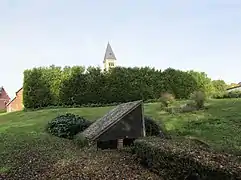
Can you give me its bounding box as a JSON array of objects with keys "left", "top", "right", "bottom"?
[
  {"left": 16, "top": 87, "right": 23, "bottom": 94},
  {"left": 81, "top": 100, "right": 142, "bottom": 141},
  {"left": 226, "top": 85, "right": 241, "bottom": 91},
  {"left": 104, "top": 42, "right": 116, "bottom": 61}
]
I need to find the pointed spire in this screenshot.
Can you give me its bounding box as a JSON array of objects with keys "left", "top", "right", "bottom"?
[{"left": 104, "top": 42, "right": 116, "bottom": 61}]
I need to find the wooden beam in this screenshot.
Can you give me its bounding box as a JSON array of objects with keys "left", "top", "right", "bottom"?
[
  {"left": 141, "top": 103, "right": 146, "bottom": 137},
  {"left": 117, "top": 139, "right": 123, "bottom": 149}
]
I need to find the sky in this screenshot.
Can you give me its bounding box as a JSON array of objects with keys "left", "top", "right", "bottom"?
[{"left": 0, "top": 0, "right": 241, "bottom": 99}]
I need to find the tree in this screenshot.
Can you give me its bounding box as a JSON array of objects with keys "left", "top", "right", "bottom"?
[
  {"left": 23, "top": 68, "right": 53, "bottom": 108},
  {"left": 212, "top": 80, "right": 227, "bottom": 93},
  {"left": 187, "top": 70, "right": 214, "bottom": 97},
  {"left": 162, "top": 68, "right": 198, "bottom": 99}
]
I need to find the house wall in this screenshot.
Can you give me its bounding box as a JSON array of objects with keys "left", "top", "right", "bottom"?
[
  {"left": 0, "top": 89, "right": 10, "bottom": 110},
  {"left": 97, "top": 105, "right": 144, "bottom": 141},
  {"left": 7, "top": 88, "right": 24, "bottom": 112}
]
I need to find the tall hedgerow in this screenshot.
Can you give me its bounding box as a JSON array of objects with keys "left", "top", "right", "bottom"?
[{"left": 23, "top": 66, "right": 202, "bottom": 109}]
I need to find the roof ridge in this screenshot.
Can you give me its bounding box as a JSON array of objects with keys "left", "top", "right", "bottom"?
[
  {"left": 82, "top": 100, "right": 142, "bottom": 141},
  {"left": 91, "top": 100, "right": 142, "bottom": 140}
]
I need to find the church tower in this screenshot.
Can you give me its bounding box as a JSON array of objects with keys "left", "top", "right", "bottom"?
[{"left": 103, "top": 42, "right": 117, "bottom": 71}]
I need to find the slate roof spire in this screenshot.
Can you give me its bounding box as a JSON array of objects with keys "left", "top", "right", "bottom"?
[{"left": 104, "top": 42, "right": 116, "bottom": 62}]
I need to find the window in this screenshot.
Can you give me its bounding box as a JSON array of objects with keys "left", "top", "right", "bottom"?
[{"left": 109, "top": 62, "right": 114, "bottom": 67}]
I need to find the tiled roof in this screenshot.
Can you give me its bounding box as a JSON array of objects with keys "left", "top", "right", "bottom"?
[
  {"left": 104, "top": 42, "right": 116, "bottom": 61},
  {"left": 81, "top": 100, "right": 142, "bottom": 141}
]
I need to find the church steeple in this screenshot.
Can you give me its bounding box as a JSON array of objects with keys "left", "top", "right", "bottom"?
[
  {"left": 103, "top": 42, "right": 117, "bottom": 71},
  {"left": 104, "top": 42, "right": 116, "bottom": 62}
]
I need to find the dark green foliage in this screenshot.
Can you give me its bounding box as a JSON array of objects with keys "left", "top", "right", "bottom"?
[
  {"left": 59, "top": 70, "right": 88, "bottom": 106},
  {"left": 187, "top": 70, "right": 215, "bottom": 97},
  {"left": 73, "top": 133, "right": 89, "bottom": 148},
  {"left": 133, "top": 137, "right": 241, "bottom": 180},
  {"left": 213, "top": 90, "right": 241, "bottom": 99},
  {"left": 144, "top": 116, "right": 162, "bottom": 136},
  {"left": 226, "top": 90, "right": 241, "bottom": 98},
  {"left": 23, "top": 68, "right": 53, "bottom": 109},
  {"left": 162, "top": 68, "right": 198, "bottom": 99},
  {"left": 46, "top": 113, "right": 92, "bottom": 139},
  {"left": 23, "top": 65, "right": 202, "bottom": 109},
  {"left": 212, "top": 80, "right": 227, "bottom": 93}
]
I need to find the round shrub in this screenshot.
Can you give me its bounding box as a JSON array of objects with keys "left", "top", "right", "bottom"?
[
  {"left": 190, "top": 91, "right": 206, "bottom": 109},
  {"left": 144, "top": 116, "right": 164, "bottom": 137},
  {"left": 160, "top": 92, "right": 175, "bottom": 107},
  {"left": 46, "top": 113, "right": 92, "bottom": 139}
]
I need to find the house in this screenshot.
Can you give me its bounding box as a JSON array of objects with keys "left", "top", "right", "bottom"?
[
  {"left": 0, "top": 86, "right": 10, "bottom": 110},
  {"left": 226, "top": 85, "right": 241, "bottom": 92},
  {"left": 103, "top": 42, "right": 117, "bottom": 71},
  {"left": 81, "top": 100, "right": 145, "bottom": 149},
  {"left": 6, "top": 87, "right": 24, "bottom": 112}
]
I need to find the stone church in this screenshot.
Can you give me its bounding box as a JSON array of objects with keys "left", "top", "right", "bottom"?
[{"left": 103, "top": 42, "right": 117, "bottom": 71}]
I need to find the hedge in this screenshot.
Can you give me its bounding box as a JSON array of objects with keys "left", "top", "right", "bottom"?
[
  {"left": 133, "top": 137, "right": 241, "bottom": 180},
  {"left": 23, "top": 65, "right": 217, "bottom": 109},
  {"left": 213, "top": 90, "right": 241, "bottom": 99}
]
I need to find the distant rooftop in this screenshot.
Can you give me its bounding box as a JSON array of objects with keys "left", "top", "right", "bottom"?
[
  {"left": 0, "top": 86, "right": 3, "bottom": 94},
  {"left": 226, "top": 84, "right": 241, "bottom": 91}
]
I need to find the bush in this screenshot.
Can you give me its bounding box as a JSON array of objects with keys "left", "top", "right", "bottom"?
[
  {"left": 46, "top": 113, "right": 92, "bottom": 139},
  {"left": 160, "top": 92, "right": 175, "bottom": 107},
  {"left": 213, "top": 90, "right": 241, "bottom": 99},
  {"left": 226, "top": 90, "right": 241, "bottom": 98},
  {"left": 190, "top": 91, "right": 206, "bottom": 109},
  {"left": 144, "top": 116, "right": 162, "bottom": 137},
  {"left": 133, "top": 137, "right": 241, "bottom": 180},
  {"left": 73, "top": 133, "right": 89, "bottom": 148},
  {"left": 144, "top": 116, "right": 170, "bottom": 139}
]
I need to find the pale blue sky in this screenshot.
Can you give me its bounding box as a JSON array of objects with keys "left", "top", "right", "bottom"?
[{"left": 0, "top": 0, "right": 241, "bottom": 98}]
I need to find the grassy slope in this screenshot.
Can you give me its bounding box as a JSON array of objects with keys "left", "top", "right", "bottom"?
[
  {"left": 145, "top": 99, "right": 241, "bottom": 154},
  {"left": 1, "top": 99, "right": 241, "bottom": 178},
  {"left": 0, "top": 106, "right": 160, "bottom": 179}
]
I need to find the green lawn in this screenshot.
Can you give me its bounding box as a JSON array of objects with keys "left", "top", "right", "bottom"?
[
  {"left": 145, "top": 99, "right": 241, "bottom": 154},
  {"left": 1, "top": 99, "right": 241, "bottom": 179}
]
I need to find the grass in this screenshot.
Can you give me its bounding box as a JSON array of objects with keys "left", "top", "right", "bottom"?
[
  {"left": 145, "top": 99, "right": 241, "bottom": 154},
  {"left": 1, "top": 99, "right": 241, "bottom": 179},
  {"left": 0, "top": 109, "right": 6, "bottom": 114}
]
